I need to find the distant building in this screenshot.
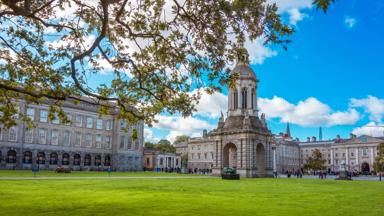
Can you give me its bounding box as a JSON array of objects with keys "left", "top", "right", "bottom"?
[
  {"left": 143, "top": 148, "right": 181, "bottom": 171},
  {"left": 188, "top": 135, "right": 214, "bottom": 172},
  {"left": 175, "top": 141, "right": 188, "bottom": 156},
  {"left": 299, "top": 133, "right": 383, "bottom": 173},
  {"left": 0, "top": 99, "right": 143, "bottom": 171},
  {"left": 272, "top": 124, "right": 301, "bottom": 173}
]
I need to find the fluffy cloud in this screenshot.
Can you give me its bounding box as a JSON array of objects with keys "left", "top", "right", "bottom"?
[
  {"left": 191, "top": 89, "right": 228, "bottom": 118},
  {"left": 350, "top": 95, "right": 384, "bottom": 123},
  {"left": 344, "top": 17, "right": 357, "bottom": 28},
  {"left": 268, "top": 0, "right": 312, "bottom": 24},
  {"left": 153, "top": 115, "right": 215, "bottom": 143},
  {"left": 288, "top": 8, "right": 308, "bottom": 25},
  {"left": 246, "top": 38, "right": 278, "bottom": 64},
  {"left": 259, "top": 96, "right": 361, "bottom": 126},
  {"left": 144, "top": 127, "right": 160, "bottom": 143},
  {"left": 352, "top": 122, "right": 384, "bottom": 137}
]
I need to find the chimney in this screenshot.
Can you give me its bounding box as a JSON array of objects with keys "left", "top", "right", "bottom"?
[
  {"left": 203, "top": 129, "right": 207, "bottom": 137},
  {"left": 311, "top": 136, "right": 316, "bottom": 142},
  {"left": 307, "top": 137, "right": 311, "bottom": 142}
]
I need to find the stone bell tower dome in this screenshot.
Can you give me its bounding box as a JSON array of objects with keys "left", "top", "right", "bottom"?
[{"left": 227, "top": 60, "right": 259, "bottom": 117}]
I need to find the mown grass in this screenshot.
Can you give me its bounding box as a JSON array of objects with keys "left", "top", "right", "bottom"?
[{"left": 0, "top": 172, "right": 383, "bottom": 216}]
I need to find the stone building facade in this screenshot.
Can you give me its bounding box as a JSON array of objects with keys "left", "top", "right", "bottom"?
[
  {"left": 188, "top": 60, "right": 273, "bottom": 178},
  {"left": 0, "top": 99, "right": 143, "bottom": 171},
  {"left": 143, "top": 149, "right": 181, "bottom": 171},
  {"left": 272, "top": 129, "right": 301, "bottom": 174},
  {"left": 299, "top": 134, "right": 383, "bottom": 173},
  {"left": 188, "top": 134, "right": 214, "bottom": 171}
]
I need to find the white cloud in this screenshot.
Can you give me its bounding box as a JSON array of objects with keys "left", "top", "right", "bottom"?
[
  {"left": 246, "top": 38, "right": 278, "bottom": 64},
  {"left": 144, "top": 127, "right": 160, "bottom": 143},
  {"left": 288, "top": 8, "right": 307, "bottom": 25},
  {"left": 350, "top": 95, "right": 384, "bottom": 123},
  {"left": 191, "top": 88, "right": 228, "bottom": 118},
  {"left": 153, "top": 115, "right": 215, "bottom": 143},
  {"left": 352, "top": 122, "right": 384, "bottom": 137},
  {"left": 259, "top": 96, "right": 361, "bottom": 126},
  {"left": 344, "top": 17, "right": 357, "bottom": 28}
]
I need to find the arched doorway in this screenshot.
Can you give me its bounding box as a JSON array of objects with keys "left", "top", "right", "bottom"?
[
  {"left": 6, "top": 150, "right": 17, "bottom": 163},
  {"left": 361, "top": 162, "right": 370, "bottom": 173},
  {"left": 23, "top": 151, "right": 32, "bottom": 164},
  {"left": 256, "top": 143, "right": 265, "bottom": 176},
  {"left": 37, "top": 152, "right": 45, "bottom": 164},
  {"left": 223, "top": 143, "right": 237, "bottom": 168},
  {"left": 104, "top": 156, "right": 111, "bottom": 166},
  {"left": 95, "top": 155, "right": 101, "bottom": 166},
  {"left": 84, "top": 154, "right": 91, "bottom": 166},
  {"left": 49, "top": 152, "right": 58, "bottom": 165},
  {"left": 62, "top": 153, "right": 69, "bottom": 165},
  {"left": 73, "top": 154, "right": 81, "bottom": 166}
]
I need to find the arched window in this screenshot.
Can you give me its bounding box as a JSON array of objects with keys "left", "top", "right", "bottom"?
[
  {"left": 251, "top": 88, "right": 255, "bottom": 109},
  {"left": 50, "top": 153, "right": 58, "bottom": 165},
  {"left": 23, "top": 151, "right": 32, "bottom": 164},
  {"left": 37, "top": 152, "right": 45, "bottom": 164},
  {"left": 241, "top": 88, "right": 247, "bottom": 109},
  {"left": 6, "top": 150, "right": 17, "bottom": 163},
  {"left": 73, "top": 154, "right": 81, "bottom": 166},
  {"left": 95, "top": 155, "right": 101, "bottom": 166},
  {"left": 104, "top": 156, "right": 111, "bottom": 166},
  {"left": 62, "top": 153, "right": 69, "bottom": 165},
  {"left": 84, "top": 154, "right": 91, "bottom": 166},
  {"left": 233, "top": 89, "right": 238, "bottom": 109}
]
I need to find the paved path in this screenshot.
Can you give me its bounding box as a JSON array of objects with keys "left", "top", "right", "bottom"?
[
  {"left": 0, "top": 176, "right": 215, "bottom": 180},
  {"left": 277, "top": 174, "right": 382, "bottom": 181}
]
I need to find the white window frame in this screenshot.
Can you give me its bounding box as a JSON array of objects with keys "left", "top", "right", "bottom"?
[
  {"left": 105, "top": 136, "right": 111, "bottom": 149},
  {"left": 85, "top": 134, "right": 92, "bottom": 147},
  {"left": 8, "top": 127, "right": 17, "bottom": 142},
  {"left": 76, "top": 115, "right": 83, "bottom": 127},
  {"left": 86, "top": 117, "right": 93, "bottom": 129},
  {"left": 96, "top": 119, "right": 103, "bottom": 130},
  {"left": 96, "top": 134, "right": 102, "bottom": 148},
  {"left": 38, "top": 128, "right": 47, "bottom": 144},
  {"left": 119, "top": 135, "right": 125, "bottom": 149},
  {"left": 63, "top": 131, "right": 70, "bottom": 146},
  {"left": 75, "top": 132, "right": 82, "bottom": 146},
  {"left": 51, "top": 129, "right": 59, "bottom": 145},
  {"left": 106, "top": 120, "right": 112, "bottom": 130},
  {"left": 25, "top": 128, "right": 33, "bottom": 143},
  {"left": 27, "top": 107, "right": 35, "bottom": 121},
  {"left": 52, "top": 113, "right": 60, "bottom": 124},
  {"left": 40, "top": 110, "right": 48, "bottom": 123}
]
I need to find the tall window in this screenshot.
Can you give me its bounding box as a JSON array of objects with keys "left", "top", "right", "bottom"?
[
  {"left": 8, "top": 127, "right": 17, "bottom": 142},
  {"left": 233, "top": 89, "right": 238, "bottom": 109},
  {"left": 38, "top": 128, "right": 47, "bottom": 144},
  {"left": 120, "top": 120, "right": 126, "bottom": 130},
  {"left": 96, "top": 119, "right": 103, "bottom": 130},
  {"left": 105, "top": 136, "right": 111, "bottom": 149},
  {"left": 119, "top": 136, "right": 125, "bottom": 149},
  {"left": 106, "top": 120, "right": 112, "bottom": 130},
  {"left": 25, "top": 129, "right": 33, "bottom": 143},
  {"left": 85, "top": 134, "right": 92, "bottom": 147},
  {"left": 363, "top": 148, "right": 368, "bottom": 156},
  {"left": 86, "top": 117, "right": 93, "bottom": 128},
  {"left": 241, "top": 88, "right": 247, "bottom": 109},
  {"left": 127, "top": 136, "right": 132, "bottom": 149},
  {"left": 75, "top": 132, "right": 81, "bottom": 146},
  {"left": 52, "top": 113, "right": 59, "bottom": 124},
  {"left": 64, "top": 112, "right": 72, "bottom": 125},
  {"left": 51, "top": 129, "right": 59, "bottom": 145},
  {"left": 76, "top": 114, "right": 83, "bottom": 127},
  {"left": 27, "top": 107, "right": 35, "bottom": 121},
  {"left": 63, "top": 131, "right": 70, "bottom": 146},
  {"left": 95, "top": 134, "right": 102, "bottom": 148},
  {"left": 40, "top": 110, "right": 48, "bottom": 122}
]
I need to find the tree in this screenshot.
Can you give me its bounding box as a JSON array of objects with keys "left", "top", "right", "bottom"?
[
  {"left": 373, "top": 143, "right": 384, "bottom": 181},
  {"left": 181, "top": 153, "right": 188, "bottom": 168},
  {"left": 0, "top": 0, "right": 335, "bottom": 128},
  {"left": 304, "top": 149, "right": 326, "bottom": 172},
  {"left": 155, "top": 139, "right": 175, "bottom": 153},
  {"left": 144, "top": 141, "right": 155, "bottom": 149},
  {"left": 173, "top": 135, "right": 189, "bottom": 145}
]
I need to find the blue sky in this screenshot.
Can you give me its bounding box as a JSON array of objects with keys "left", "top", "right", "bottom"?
[{"left": 87, "top": 0, "right": 384, "bottom": 143}]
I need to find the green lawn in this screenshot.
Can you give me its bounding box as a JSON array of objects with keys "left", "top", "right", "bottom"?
[{"left": 0, "top": 171, "right": 383, "bottom": 216}]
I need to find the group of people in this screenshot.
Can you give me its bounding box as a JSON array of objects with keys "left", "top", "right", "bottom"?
[{"left": 188, "top": 168, "right": 212, "bottom": 174}]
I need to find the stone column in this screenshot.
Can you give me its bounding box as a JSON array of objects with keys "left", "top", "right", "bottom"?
[
  {"left": 370, "top": 147, "right": 374, "bottom": 165},
  {"left": 272, "top": 146, "right": 277, "bottom": 173},
  {"left": 345, "top": 148, "right": 349, "bottom": 169},
  {"left": 330, "top": 148, "right": 334, "bottom": 171}
]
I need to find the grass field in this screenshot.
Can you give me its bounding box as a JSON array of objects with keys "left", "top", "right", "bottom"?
[{"left": 0, "top": 171, "right": 383, "bottom": 216}]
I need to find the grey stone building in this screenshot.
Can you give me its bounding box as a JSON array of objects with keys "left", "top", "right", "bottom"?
[
  {"left": 188, "top": 60, "right": 273, "bottom": 177},
  {"left": 0, "top": 99, "right": 143, "bottom": 171},
  {"left": 143, "top": 148, "right": 181, "bottom": 171}
]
